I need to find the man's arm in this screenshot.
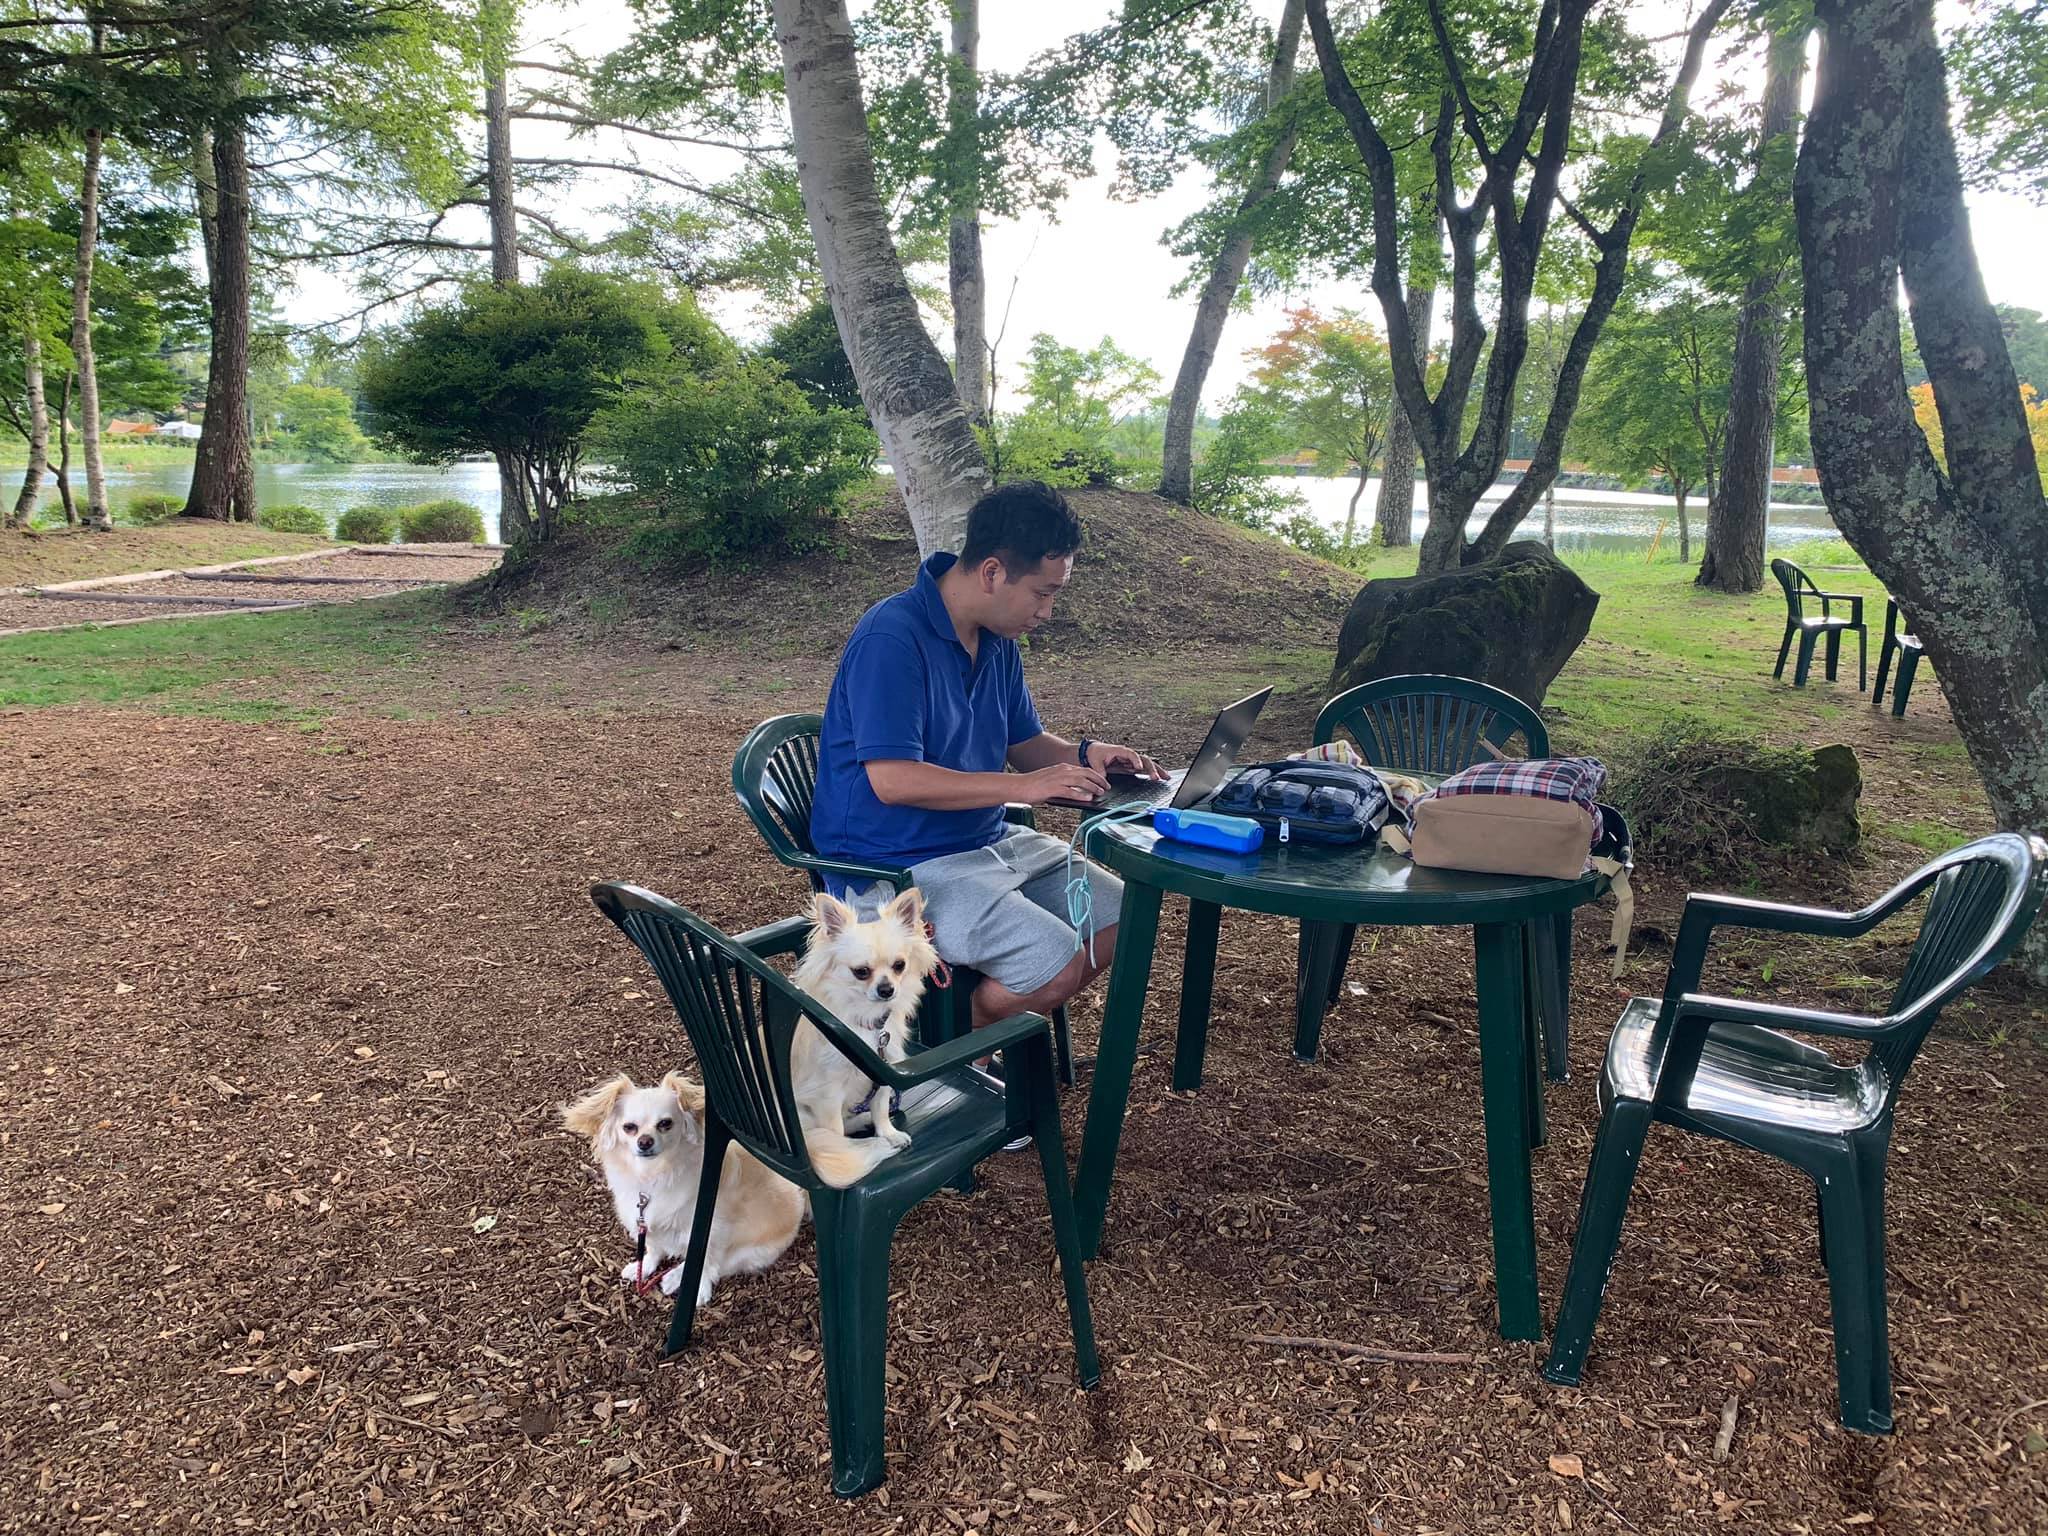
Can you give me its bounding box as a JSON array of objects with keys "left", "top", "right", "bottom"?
[
  {"left": 866, "top": 757, "right": 1110, "bottom": 808},
  {"left": 1009, "top": 731, "right": 1167, "bottom": 781}
]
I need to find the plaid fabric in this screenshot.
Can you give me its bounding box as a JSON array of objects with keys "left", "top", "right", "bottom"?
[{"left": 1430, "top": 755, "right": 1607, "bottom": 811}]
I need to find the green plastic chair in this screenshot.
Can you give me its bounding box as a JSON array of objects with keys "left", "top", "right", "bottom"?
[
  {"left": 1771, "top": 558, "right": 1867, "bottom": 691},
  {"left": 732, "top": 713, "right": 1074, "bottom": 1085},
  {"left": 1871, "top": 600, "right": 1926, "bottom": 719},
  {"left": 1305, "top": 674, "right": 1573, "bottom": 1081},
  {"left": 1543, "top": 832, "right": 2048, "bottom": 1434},
  {"left": 591, "top": 882, "right": 1101, "bottom": 1497}
]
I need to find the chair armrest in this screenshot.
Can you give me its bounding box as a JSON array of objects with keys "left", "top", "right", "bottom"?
[
  {"left": 733, "top": 916, "right": 811, "bottom": 960},
  {"left": 1818, "top": 592, "right": 1865, "bottom": 623},
  {"left": 781, "top": 850, "right": 914, "bottom": 891},
  {"left": 1672, "top": 992, "right": 1892, "bottom": 1038},
  {"left": 1002, "top": 803, "right": 1038, "bottom": 829},
  {"left": 890, "top": 1011, "right": 1051, "bottom": 1086},
  {"left": 1659, "top": 892, "right": 1879, "bottom": 1010}
]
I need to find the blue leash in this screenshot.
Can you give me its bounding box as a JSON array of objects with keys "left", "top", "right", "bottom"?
[{"left": 1064, "top": 805, "right": 1154, "bottom": 966}]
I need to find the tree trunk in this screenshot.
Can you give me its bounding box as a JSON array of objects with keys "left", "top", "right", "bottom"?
[
  {"left": 484, "top": 48, "right": 535, "bottom": 546},
  {"left": 1798, "top": 0, "right": 2048, "bottom": 980},
  {"left": 1159, "top": 0, "right": 1307, "bottom": 505},
  {"left": 1373, "top": 282, "right": 1432, "bottom": 546},
  {"left": 1675, "top": 482, "right": 1689, "bottom": 562},
  {"left": 55, "top": 370, "right": 75, "bottom": 523},
  {"left": 1343, "top": 463, "right": 1368, "bottom": 545},
  {"left": 185, "top": 108, "right": 257, "bottom": 523},
  {"left": 947, "top": 0, "right": 988, "bottom": 426},
  {"left": 1699, "top": 22, "right": 1807, "bottom": 593},
  {"left": 8, "top": 324, "right": 49, "bottom": 529},
  {"left": 72, "top": 124, "right": 111, "bottom": 531},
  {"left": 773, "top": 0, "right": 989, "bottom": 556},
  {"left": 1543, "top": 482, "right": 1555, "bottom": 547}
]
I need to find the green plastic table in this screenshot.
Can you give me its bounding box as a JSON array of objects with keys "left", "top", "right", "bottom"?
[{"left": 1071, "top": 817, "right": 1610, "bottom": 1340}]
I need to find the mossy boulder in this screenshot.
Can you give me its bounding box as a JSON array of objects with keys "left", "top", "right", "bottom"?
[
  {"left": 1607, "top": 724, "right": 1862, "bottom": 861},
  {"left": 1743, "top": 742, "right": 1862, "bottom": 853},
  {"left": 1329, "top": 540, "right": 1600, "bottom": 708}
]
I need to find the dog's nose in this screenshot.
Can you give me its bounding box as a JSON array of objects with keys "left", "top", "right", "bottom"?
[
  {"left": 636, "top": 1133, "right": 656, "bottom": 1153},
  {"left": 875, "top": 979, "right": 894, "bottom": 1000}
]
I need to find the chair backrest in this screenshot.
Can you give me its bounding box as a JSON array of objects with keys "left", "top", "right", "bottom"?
[
  {"left": 1313, "top": 673, "right": 1549, "bottom": 774},
  {"left": 1874, "top": 832, "right": 2048, "bottom": 1088},
  {"left": 592, "top": 881, "right": 830, "bottom": 1191},
  {"left": 1771, "top": 558, "right": 1821, "bottom": 621},
  {"left": 733, "top": 713, "right": 827, "bottom": 887}
]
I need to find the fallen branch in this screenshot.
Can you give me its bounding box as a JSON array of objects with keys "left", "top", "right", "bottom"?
[
  {"left": 1244, "top": 1334, "right": 1475, "bottom": 1365},
  {"left": 1713, "top": 1394, "right": 1739, "bottom": 1461}
]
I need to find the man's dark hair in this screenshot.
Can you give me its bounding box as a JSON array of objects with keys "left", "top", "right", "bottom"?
[{"left": 958, "top": 480, "right": 1084, "bottom": 578}]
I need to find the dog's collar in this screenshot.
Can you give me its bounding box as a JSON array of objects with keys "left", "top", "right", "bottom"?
[{"left": 851, "top": 1028, "right": 891, "bottom": 1117}]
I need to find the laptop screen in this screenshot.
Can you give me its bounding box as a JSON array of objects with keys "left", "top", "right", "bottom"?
[{"left": 1171, "top": 686, "right": 1273, "bottom": 807}]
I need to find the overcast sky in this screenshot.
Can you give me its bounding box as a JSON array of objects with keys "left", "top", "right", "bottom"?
[{"left": 282, "top": 1, "right": 2047, "bottom": 410}]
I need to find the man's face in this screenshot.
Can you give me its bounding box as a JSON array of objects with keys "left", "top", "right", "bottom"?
[{"left": 977, "top": 552, "right": 1073, "bottom": 639}]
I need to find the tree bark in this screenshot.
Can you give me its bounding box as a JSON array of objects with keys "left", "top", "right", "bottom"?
[
  {"left": 184, "top": 107, "right": 257, "bottom": 523},
  {"left": 1699, "top": 21, "right": 1808, "bottom": 593},
  {"left": 1159, "top": 0, "right": 1307, "bottom": 505},
  {"left": 55, "top": 370, "right": 75, "bottom": 523},
  {"left": 947, "top": 0, "right": 988, "bottom": 426},
  {"left": 1675, "top": 482, "right": 1689, "bottom": 562},
  {"left": 1343, "top": 462, "right": 1369, "bottom": 545},
  {"left": 773, "top": 0, "right": 989, "bottom": 556},
  {"left": 1373, "top": 281, "right": 1432, "bottom": 546},
  {"left": 484, "top": 46, "right": 535, "bottom": 546},
  {"left": 1798, "top": 0, "right": 2048, "bottom": 979},
  {"left": 8, "top": 323, "right": 49, "bottom": 529},
  {"left": 72, "top": 124, "right": 111, "bottom": 531}
]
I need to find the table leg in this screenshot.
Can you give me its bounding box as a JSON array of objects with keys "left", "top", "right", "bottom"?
[
  {"left": 1293, "top": 922, "right": 1341, "bottom": 1062},
  {"left": 1172, "top": 900, "right": 1222, "bottom": 1092},
  {"left": 1475, "top": 921, "right": 1542, "bottom": 1340},
  {"left": 1073, "top": 881, "right": 1163, "bottom": 1261},
  {"left": 1519, "top": 927, "right": 1547, "bottom": 1150}
]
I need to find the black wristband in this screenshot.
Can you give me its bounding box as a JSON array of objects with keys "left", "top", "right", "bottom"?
[{"left": 1076, "top": 737, "right": 1095, "bottom": 768}]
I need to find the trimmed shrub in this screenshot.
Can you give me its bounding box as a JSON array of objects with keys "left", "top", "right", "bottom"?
[
  {"left": 258, "top": 502, "right": 329, "bottom": 535},
  {"left": 335, "top": 504, "right": 399, "bottom": 544},
  {"left": 399, "top": 499, "right": 486, "bottom": 543},
  {"left": 122, "top": 493, "right": 185, "bottom": 526}
]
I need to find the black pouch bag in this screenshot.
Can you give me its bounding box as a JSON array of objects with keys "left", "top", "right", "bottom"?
[{"left": 1210, "top": 760, "right": 1392, "bottom": 846}]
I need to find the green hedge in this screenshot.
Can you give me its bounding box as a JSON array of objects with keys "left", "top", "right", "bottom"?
[
  {"left": 335, "top": 505, "right": 399, "bottom": 544},
  {"left": 398, "top": 499, "right": 486, "bottom": 544},
  {"left": 258, "top": 502, "right": 329, "bottom": 535},
  {"left": 122, "top": 493, "right": 185, "bottom": 526}
]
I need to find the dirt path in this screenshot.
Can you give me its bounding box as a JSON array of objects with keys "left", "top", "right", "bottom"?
[{"left": 3, "top": 695, "right": 2043, "bottom": 1534}]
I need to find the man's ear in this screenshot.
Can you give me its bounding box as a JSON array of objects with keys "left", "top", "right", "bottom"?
[{"left": 976, "top": 554, "right": 1008, "bottom": 594}]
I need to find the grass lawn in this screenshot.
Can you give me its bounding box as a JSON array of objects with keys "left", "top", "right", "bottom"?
[{"left": 0, "top": 521, "right": 335, "bottom": 588}]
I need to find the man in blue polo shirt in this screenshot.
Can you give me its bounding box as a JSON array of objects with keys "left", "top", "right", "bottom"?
[{"left": 811, "top": 480, "right": 1162, "bottom": 1043}]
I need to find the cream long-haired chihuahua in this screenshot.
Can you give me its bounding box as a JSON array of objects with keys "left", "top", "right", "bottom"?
[
  {"left": 791, "top": 888, "right": 937, "bottom": 1187},
  {"left": 561, "top": 1071, "right": 804, "bottom": 1304}
]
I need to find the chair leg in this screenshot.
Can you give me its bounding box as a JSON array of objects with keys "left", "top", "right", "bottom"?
[
  {"left": 1818, "top": 1149, "right": 1894, "bottom": 1434},
  {"left": 1027, "top": 1040, "right": 1102, "bottom": 1389},
  {"left": 1294, "top": 922, "right": 1341, "bottom": 1063},
  {"left": 1793, "top": 632, "right": 1820, "bottom": 688},
  {"left": 664, "top": 1119, "right": 731, "bottom": 1356},
  {"left": 1052, "top": 1004, "right": 1074, "bottom": 1089},
  {"left": 813, "top": 1192, "right": 902, "bottom": 1497},
  {"left": 1324, "top": 924, "right": 1360, "bottom": 1009},
  {"left": 1774, "top": 621, "right": 1796, "bottom": 680},
  {"left": 1892, "top": 651, "right": 1919, "bottom": 719},
  {"left": 1872, "top": 634, "right": 1896, "bottom": 709},
  {"left": 1824, "top": 628, "right": 1841, "bottom": 682},
  {"left": 1543, "top": 1099, "right": 1654, "bottom": 1386},
  {"left": 1856, "top": 626, "right": 1867, "bottom": 692}
]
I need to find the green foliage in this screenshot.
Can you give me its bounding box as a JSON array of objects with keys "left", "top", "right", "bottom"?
[
  {"left": 762, "top": 297, "right": 863, "bottom": 414},
  {"left": 1018, "top": 333, "right": 1161, "bottom": 435},
  {"left": 258, "top": 503, "right": 329, "bottom": 536},
  {"left": 979, "top": 417, "right": 1117, "bottom": 488},
  {"left": 1604, "top": 718, "right": 1843, "bottom": 867},
  {"left": 399, "top": 500, "right": 486, "bottom": 544},
  {"left": 121, "top": 493, "right": 185, "bottom": 527},
  {"left": 1192, "top": 395, "right": 1303, "bottom": 527},
  {"left": 589, "top": 360, "right": 875, "bottom": 561},
  {"left": 1951, "top": 3, "right": 2048, "bottom": 200},
  {"left": 1247, "top": 305, "right": 1394, "bottom": 540},
  {"left": 276, "top": 384, "right": 370, "bottom": 463},
  {"left": 335, "top": 505, "right": 399, "bottom": 544}
]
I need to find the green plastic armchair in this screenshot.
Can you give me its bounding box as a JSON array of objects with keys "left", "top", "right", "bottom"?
[
  {"left": 1871, "top": 599, "right": 1926, "bottom": 718},
  {"left": 1303, "top": 674, "right": 1573, "bottom": 1082},
  {"left": 1772, "top": 558, "right": 1867, "bottom": 691},
  {"left": 591, "top": 882, "right": 1101, "bottom": 1497},
  {"left": 732, "top": 713, "right": 1074, "bottom": 1085},
  {"left": 1543, "top": 833, "right": 2048, "bottom": 1434}
]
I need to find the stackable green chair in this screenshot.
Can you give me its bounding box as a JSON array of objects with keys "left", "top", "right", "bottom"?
[
  {"left": 1771, "top": 558, "right": 1867, "bottom": 691},
  {"left": 1304, "top": 674, "right": 1574, "bottom": 1080},
  {"left": 1871, "top": 599, "right": 1927, "bottom": 718},
  {"left": 1543, "top": 833, "right": 2048, "bottom": 1433},
  {"left": 592, "top": 882, "right": 1101, "bottom": 1497},
  {"left": 732, "top": 713, "right": 1074, "bottom": 1084}
]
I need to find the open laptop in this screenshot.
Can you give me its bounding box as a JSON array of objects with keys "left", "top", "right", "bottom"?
[{"left": 1049, "top": 686, "right": 1273, "bottom": 812}]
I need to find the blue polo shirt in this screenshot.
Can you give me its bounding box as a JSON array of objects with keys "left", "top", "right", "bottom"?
[{"left": 810, "top": 552, "right": 1043, "bottom": 887}]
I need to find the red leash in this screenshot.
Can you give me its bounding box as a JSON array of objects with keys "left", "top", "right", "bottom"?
[{"left": 925, "top": 920, "right": 952, "bottom": 989}]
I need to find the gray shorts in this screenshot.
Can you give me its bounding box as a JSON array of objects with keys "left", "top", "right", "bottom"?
[{"left": 852, "top": 827, "right": 1125, "bottom": 995}]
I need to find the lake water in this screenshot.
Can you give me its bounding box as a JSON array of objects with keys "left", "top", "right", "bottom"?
[{"left": 27, "top": 456, "right": 1840, "bottom": 555}]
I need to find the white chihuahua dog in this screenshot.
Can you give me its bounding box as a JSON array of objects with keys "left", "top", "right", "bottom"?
[
  {"left": 561, "top": 1071, "right": 804, "bottom": 1304},
  {"left": 790, "top": 888, "right": 937, "bottom": 1187}
]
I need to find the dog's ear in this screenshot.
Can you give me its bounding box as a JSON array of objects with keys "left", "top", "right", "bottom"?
[
  {"left": 560, "top": 1074, "right": 632, "bottom": 1140},
  {"left": 808, "top": 891, "right": 856, "bottom": 940},
  {"left": 881, "top": 886, "right": 926, "bottom": 935},
  {"left": 659, "top": 1071, "right": 706, "bottom": 1113}
]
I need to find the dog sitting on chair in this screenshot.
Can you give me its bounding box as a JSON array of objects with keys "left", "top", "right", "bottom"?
[
  {"left": 791, "top": 888, "right": 937, "bottom": 1188},
  {"left": 561, "top": 1071, "right": 804, "bottom": 1304}
]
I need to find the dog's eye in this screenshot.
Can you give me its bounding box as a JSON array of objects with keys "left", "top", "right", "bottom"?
[
  {"left": 656, "top": 1118, "right": 673, "bottom": 1132},
  {"left": 851, "top": 965, "right": 871, "bottom": 981},
  {"left": 891, "top": 958, "right": 906, "bottom": 973},
  {"left": 622, "top": 1122, "right": 637, "bottom": 1134}
]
